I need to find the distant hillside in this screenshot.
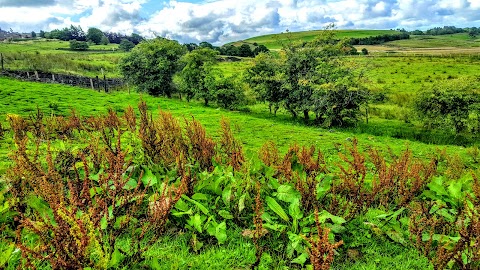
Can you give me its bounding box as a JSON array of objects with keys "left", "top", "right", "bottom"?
[{"left": 236, "top": 29, "right": 400, "bottom": 49}]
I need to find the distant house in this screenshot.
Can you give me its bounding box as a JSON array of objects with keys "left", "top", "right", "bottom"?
[{"left": 0, "top": 28, "right": 29, "bottom": 41}]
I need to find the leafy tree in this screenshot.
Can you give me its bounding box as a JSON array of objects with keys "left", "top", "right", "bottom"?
[
  {"left": 215, "top": 76, "right": 246, "bottom": 110},
  {"left": 119, "top": 39, "right": 135, "bottom": 52},
  {"left": 289, "top": 28, "right": 369, "bottom": 124},
  {"left": 245, "top": 52, "right": 285, "bottom": 115},
  {"left": 361, "top": 48, "right": 369, "bottom": 55},
  {"left": 128, "top": 33, "right": 144, "bottom": 44},
  {"left": 414, "top": 80, "right": 479, "bottom": 133},
  {"left": 184, "top": 43, "right": 198, "bottom": 52},
  {"left": 238, "top": 44, "right": 254, "bottom": 57},
  {"left": 87, "top": 28, "right": 105, "bottom": 45},
  {"left": 222, "top": 45, "right": 239, "bottom": 56},
  {"left": 39, "top": 30, "right": 45, "bottom": 38},
  {"left": 176, "top": 48, "right": 218, "bottom": 104},
  {"left": 31, "top": 31, "right": 36, "bottom": 38},
  {"left": 120, "top": 38, "right": 186, "bottom": 97},
  {"left": 253, "top": 44, "right": 269, "bottom": 56},
  {"left": 100, "top": 35, "right": 109, "bottom": 45},
  {"left": 69, "top": 40, "right": 89, "bottom": 51},
  {"left": 199, "top": 41, "right": 214, "bottom": 49}
]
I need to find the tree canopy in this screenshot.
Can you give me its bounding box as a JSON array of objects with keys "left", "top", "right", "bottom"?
[{"left": 120, "top": 38, "right": 186, "bottom": 97}]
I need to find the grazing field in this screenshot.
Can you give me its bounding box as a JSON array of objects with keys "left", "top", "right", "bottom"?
[
  {"left": 0, "top": 39, "right": 124, "bottom": 77},
  {"left": 1, "top": 77, "right": 478, "bottom": 269},
  {"left": 240, "top": 29, "right": 400, "bottom": 49}
]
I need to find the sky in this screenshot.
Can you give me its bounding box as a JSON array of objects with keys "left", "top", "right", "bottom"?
[{"left": 0, "top": 0, "right": 479, "bottom": 45}]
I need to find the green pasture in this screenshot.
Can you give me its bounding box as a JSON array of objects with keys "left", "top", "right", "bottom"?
[
  {"left": 1, "top": 76, "right": 477, "bottom": 174},
  {"left": 1, "top": 77, "right": 478, "bottom": 269},
  {"left": 241, "top": 30, "right": 400, "bottom": 49},
  {"left": 388, "top": 33, "right": 480, "bottom": 48},
  {"left": 0, "top": 39, "right": 124, "bottom": 77}
]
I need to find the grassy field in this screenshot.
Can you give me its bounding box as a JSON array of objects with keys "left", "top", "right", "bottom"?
[
  {"left": 0, "top": 39, "right": 124, "bottom": 77},
  {"left": 239, "top": 29, "right": 400, "bottom": 50},
  {"left": 1, "top": 77, "right": 479, "bottom": 269},
  {"left": 1, "top": 31, "right": 480, "bottom": 269}
]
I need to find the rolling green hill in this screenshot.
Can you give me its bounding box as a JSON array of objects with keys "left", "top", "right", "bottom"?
[{"left": 237, "top": 29, "right": 400, "bottom": 49}]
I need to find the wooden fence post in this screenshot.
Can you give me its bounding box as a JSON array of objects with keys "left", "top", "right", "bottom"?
[
  {"left": 96, "top": 76, "right": 99, "bottom": 91},
  {"left": 27, "top": 71, "right": 30, "bottom": 78},
  {"left": 90, "top": 78, "right": 94, "bottom": 90},
  {"left": 1, "top": 53, "right": 4, "bottom": 72},
  {"left": 103, "top": 74, "right": 108, "bottom": 92},
  {"left": 52, "top": 74, "right": 55, "bottom": 81},
  {"left": 34, "top": 71, "right": 39, "bottom": 80}
]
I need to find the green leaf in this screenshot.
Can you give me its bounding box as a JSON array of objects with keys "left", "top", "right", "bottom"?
[
  {"left": 174, "top": 198, "right": 190, "bottom": 212},
  {"left": 114, "top": 215, "right": 128, "bottom": 229},
  {"left": 0, "top": 241, "right": 15, "bottom": 267},
  {"left": 266, "top": 196, "right": 289, "bottom": 222},
  {"left": 218, "top": 210, "right": 233, "bottom": 219},
  {"left": 171, "top": 209, "right": 193, "bottom": 217},
  {"left": 182, "top": 195, "right": 209, "bottom": 215},
  {"left": 222, "top": 186, "right": 232, "bottom": 208},
  {"left": 238, "top": 194, "right": 246, "bottom": 213},
  {"left": 289, "top": 199, "right": 303, "bottom": 220},
  {"left": 188, "top": 214, "right": 203, "bottom": 233},
  {"left": 124, "top": 178, "right": 138, "bottom": 190},
  {"left": 214, "top": 221, "right": 227, "bottom": 244},
  {"left": 318, "top": 210, "right": 346, "bottom": 224},
  {"left": 427, "top": 177, "right": 448, "bottom": 197},
  {"left": 291, "top": 253, "right": 309, "bottom": 265},
  {"left": 100, "top": 216, "right": 107, "bottom": 230},
  {"left": 141, "top": 167, "right": 157, "bottom": 187},
  {"left": 276, "top": 185, "right": 301, "bottom": 203},
  {"left": 192, "top": 193, "right": 209, "bottom": 201},
  {"left": 108, "top": 249, "right": 125, "bottom": 268},
  {"left": 447, "top": 181, "right": 462, "bottom": 202}
]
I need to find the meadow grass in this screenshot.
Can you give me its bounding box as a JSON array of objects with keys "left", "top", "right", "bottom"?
[
  {"left": 387, "top": 33, "right": 480, "bottom": 48},
  {"left": 0, "top": 39, "right": 124, "bottom": 77},
  {"left": 240, "top": 29, "right": 400, "bottom": 50},
  {"left": 1, "top": 76, "right": 476, "bottom": 175}
]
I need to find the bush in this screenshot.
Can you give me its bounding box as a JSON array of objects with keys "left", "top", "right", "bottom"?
[{"left": 69, "top": 40, "right": 89, "bottom": 51}]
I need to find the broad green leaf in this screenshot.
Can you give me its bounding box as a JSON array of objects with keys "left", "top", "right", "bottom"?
[
  {"left": 289, "top": 200, "right": 303, "bottom": 220},
  {"left": 174, "top": 198, "right": 189, "bottom": 212},
  {"left": 427, "top": 177, "right": 448, "bottom": 197},
  {"left": 171, "top": 209, "right": 193, "bottom": 217},
  {"left": 447, "top": 181, "right": 462, "bottom": 202},
  {"left": 108, "top": 249, "right": 125, "bottom": 268},
  {"left": 218, "top": 210, "right": 233, "bottom": 219},
  {"left": 291, "top": 253, "right": 309, "bottom": 265},
  {"left": 318, "top": 210, "right": 346, "bottom": 224},
  {"left": 214, "top": 221, "right": 227, "bottom": 244},
  {"left": 114, "top": 215, "right": 128, "bottom": 229},
  {"left": 101, "top": 216, "right": 107, "bottom": 230},
  {"left": 182, "top": 195, "right": 209, "bottom": 215},
  {"left": 222, "top": 186, "right": 232, "bottom": 207},
  {"left": 238, "top": 194, "right": 246, "bottom": 213},
  {"left": 188, "top": 214, "right": 203, "bottom": 233},
  {"left": 141, "top": 167, "right": 157, "bottom": 187},
  {"left": 124, "top": 178, "right": 138, "bottom": 190},
  {"left": 263, "top": 223, "right": 288, "bottom": 232},
  {"left": 266, "top": 196, "right": 289, "bottom": 222},
  {"left": 0, "top": 241, "right": 14, "bottom": 267},
  {"left": 192, "top": 193, "right": 209, "bottom": 201},
  {"left": 276, "top": 185, "right": 301, "bottom": 203}
]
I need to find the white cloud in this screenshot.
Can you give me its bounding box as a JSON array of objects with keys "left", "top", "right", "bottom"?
[{"left": 1, "top": 0, "right": 480, "bottom": 44}]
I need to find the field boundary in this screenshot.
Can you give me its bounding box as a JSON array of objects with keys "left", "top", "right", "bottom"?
[{"left": 0, "top": 69, "right": 124, "bottom": 91}]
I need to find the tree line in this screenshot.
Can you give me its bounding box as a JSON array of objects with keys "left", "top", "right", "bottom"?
[
  {"left": 120, "top": 30, "right": 370, "bottom": 127},
  {"left": 42, "top": 25, "right": 144, "bottom": 45},
  {"left": 405, "top": 26, "right": 479, "bottom": 37},
  {"left": 348, "top": 32, "right": 410, "bottom": 46}
]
